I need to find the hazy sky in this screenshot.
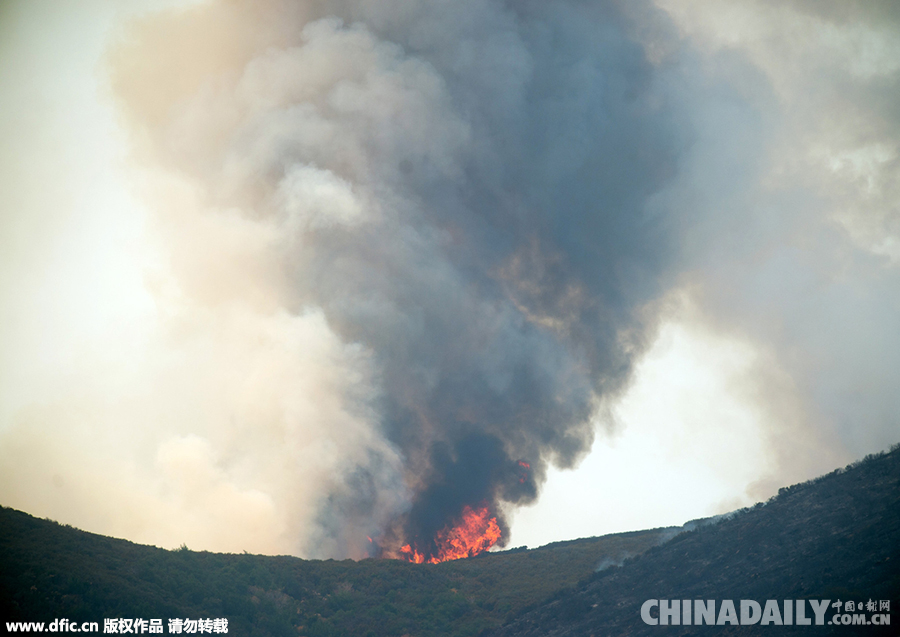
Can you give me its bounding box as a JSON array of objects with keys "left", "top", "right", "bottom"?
[{"left": 1, "top": 0, "right": 898, "bottom": 557}]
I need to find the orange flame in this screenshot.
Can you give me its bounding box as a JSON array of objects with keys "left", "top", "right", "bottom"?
[
  {"left": 399, "top": 505, "right": 501, "bottom": 564},
  {"left": 518, "top": 460, "right": 531, "bottom": 483}
]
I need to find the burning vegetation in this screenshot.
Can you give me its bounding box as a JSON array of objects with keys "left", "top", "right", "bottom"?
[
  {"left": 398, "top": 505, "right": 502, "bottom": 564},
  {"left": 374, "top": 434, "right": 536, "bottom": 564}
]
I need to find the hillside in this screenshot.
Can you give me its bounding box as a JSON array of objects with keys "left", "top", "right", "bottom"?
[
  {"left": 0, "top": 507, "right": 670, "bottom": 636},
  {"left": 3, "top": 445, "right": 899, "bottom": 636},
  {"left": 496, "top": 445, "right": 900, "bottom": 636}
]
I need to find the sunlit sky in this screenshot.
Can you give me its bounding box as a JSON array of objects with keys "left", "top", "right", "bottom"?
[{"left": 1, "top": 0, "right": 897, "bottom": 556}]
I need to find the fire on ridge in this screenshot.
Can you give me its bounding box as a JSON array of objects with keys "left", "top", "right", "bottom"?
[
  {"left": 398, "top": 504, "right": 502, "bottom": 564},
  {"left": 375, "top": 438, "right": 536, "bottom": 564}
]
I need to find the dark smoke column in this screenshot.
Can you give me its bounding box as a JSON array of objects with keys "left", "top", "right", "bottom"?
[{"left": 110, "top": 0, "right": 685, "bottom": 558}]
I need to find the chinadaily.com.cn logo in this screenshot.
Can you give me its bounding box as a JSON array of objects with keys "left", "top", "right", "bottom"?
[{"left": 641, "top": 599, "right": 891, "bottom": 626}]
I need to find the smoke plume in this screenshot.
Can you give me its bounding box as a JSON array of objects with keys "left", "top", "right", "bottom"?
[{"left": 106, "top": 0, "right": 685, "bottom": 558}]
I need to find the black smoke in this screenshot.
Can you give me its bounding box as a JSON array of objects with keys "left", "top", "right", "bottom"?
[
  {"left": 305, "top": 0, "right": 686, "bottom": 555},
  {"left": 111, "top": 0, "right": 690, "bottom": 557}
]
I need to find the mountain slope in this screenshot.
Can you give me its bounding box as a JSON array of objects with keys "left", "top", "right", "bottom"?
[
  {"left": 3, "top": 445, "right": 898, "bottom": 636},
  {"left": 495, "top": 445, "right": 900, "bottom": 636},
  {"left": 0, "top": 506, "right": 669, "bottom": 636}
]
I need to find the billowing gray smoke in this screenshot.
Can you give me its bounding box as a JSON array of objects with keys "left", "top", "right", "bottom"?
[{"left": 110, "top": 0, "right": 683, "bottom": 558}]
